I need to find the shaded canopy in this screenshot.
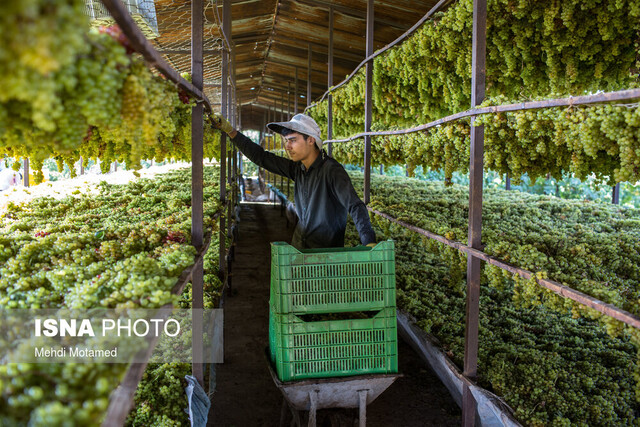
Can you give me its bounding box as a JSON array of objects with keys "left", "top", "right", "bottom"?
[{"left": 151, "top": 0, "right": 439, "bottom": 130}]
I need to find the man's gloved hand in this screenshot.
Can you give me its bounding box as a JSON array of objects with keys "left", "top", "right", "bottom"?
[
  {"left": 211, "top": 114, "right": 234, "bottom": 134},
  {"left": 366, "top": 242, "right": 376, "bottom": 248}
]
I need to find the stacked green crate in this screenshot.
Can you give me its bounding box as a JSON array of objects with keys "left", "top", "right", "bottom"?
[{"left": 269, "top": 241, "right": 398, "bottom": 381}]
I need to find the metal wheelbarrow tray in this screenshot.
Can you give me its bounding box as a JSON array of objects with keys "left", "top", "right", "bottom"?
[{"left": 267, "top": 351, "right": 401, "bottom": 427}]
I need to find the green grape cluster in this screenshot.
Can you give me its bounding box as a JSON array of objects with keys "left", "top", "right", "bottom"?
[
  {"left": 125, "top": 363, "right": 192, "bottom": 426},
  {"left": 0, "top": 167, "right": 228, "bottom": 425},
  {"left": 342, "top": 172, "right": 639, "bottom": 425},
  {"left": 0, "top": 0, "right": 224, "bottom": 178},
  {"left": 307, "top": 0, "right": 640, "bottom": 184},
  {"left": 0, "top": 0, "right": 89, "bottom": 131},
  {"left": 0, "top": 362, "right": 125, "bottom": 427},
  {"left": 350, "top": 172, "right": 640, "bottom": 319}
]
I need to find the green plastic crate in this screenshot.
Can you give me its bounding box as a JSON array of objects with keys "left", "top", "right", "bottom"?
[
  {"left": 270, "top": 241, "right": 396, "bottom": 315},
  {"left": 271, "top": 307, "right": 398, "bottom": 381}
]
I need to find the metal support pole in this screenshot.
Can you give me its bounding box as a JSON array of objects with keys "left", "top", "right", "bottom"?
[
  {"left": 232, "top": 100, "right": 237, "bottom": 210},
  {"left": 259, "top": 115, "right": 264, "bottom": 149},
  {"left": 191, "top": 0, "right": 204, "bottom": 387},
  {"left": 612, "top": 183, "right": 620, "bottom": 204},
  {"left": 287, "top": 81, "right": 291, "bottom": 120},
  {"left": 363, "top": 0, "right": 373, "bottom": 204},
  {"left": 327, "top": 6, "right": 334, "bottom": 157},
  {"left": 227, "top": 86, "right": 233, "bottom": 241},
  {"left": 232, "top": 146, "right": 237, "bottom": 207},
  {"left": 219, "top": 0, "right": 229, "bottom": 289},
  {"left": 79, "top": 157, "right": 84, "bottom": 176},
  {"left": 307, "top": 44, "right": 312, "bottom": 107},
  {"left": 358, "top": 390, "right": 368, "bottom": 427},
  {"left": 505, "top": 172, "right": 511, "bottom": 190},
  {"left": 294, "top": 66, "right": 299, "bottom": 114},
  {"left": 463, "top": 0, "right": 486, "bottom": 426},
  {"left": 259, "top": 110, "right": 265, "bottom": 186},
  {"left": 23, "top": 159, "right": 29, "bottom": 187}
]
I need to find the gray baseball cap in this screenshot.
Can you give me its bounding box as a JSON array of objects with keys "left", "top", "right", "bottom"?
[{"left": 267, "top": 114, "right": 323, "bottom": 151}]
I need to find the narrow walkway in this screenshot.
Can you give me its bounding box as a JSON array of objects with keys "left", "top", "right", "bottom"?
[
  {"left": 209, "top": 202, "right": 290, "bottom": 426},
  {"left": 209, "top": 199, "right": 461, "bottom": 426}
]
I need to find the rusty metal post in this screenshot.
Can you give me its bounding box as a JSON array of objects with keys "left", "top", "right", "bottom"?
[
  {"left": 327, "top": 6, "right": 334, "bottom": 157},
  {"left": 288, "top": 81, "right": 291, "bottom": 120},
  {"left": 231, "top": 91, "right": 237, "bottom": 212},
  {"left": 612, "top": 183, "right": 620, "bottom": 204},
  {"left": 294, "top": 66, "right": 299, "bottom": 114},
  {"left": 278, "top": 132, "right": 284, "bottom": 196},
  {"left": 267, "top": 104, "right": 271, "bottom": 132},
  {"left": 505, "top": 172, "right": 511, "bottom": 190},
  {"left": 190, "top": 0, "right": 205, "bottom": 387},
  {"left": 463, "top": 0, "right": 486, "bottom": 425},
  {"left": 259, "top": 112, "right": 265, "bottom": 149},
  {"left": 227, "top": 85, "right": 233, "bottom": 238},
  {"left": 363, "top": 0, "right": 373, "bottom": 204},
  {"left": 225, "top": 4, "right": 234, "bottom": 295},
  {"left": 307, "top": 44, "right": 312, "bottom": 106},
  {"left": 22, "top": 159, "right": 29, "bottom": 187},
  {"left": 219, "top": 0, "right": 229, "bottom": 287},
  {"left": 281, "top": 91, "right": 285, "bottom": 122}
]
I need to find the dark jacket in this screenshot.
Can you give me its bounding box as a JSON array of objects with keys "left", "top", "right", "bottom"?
[{"left": 230, "top": 132, "right": 376, "bottom": 249}]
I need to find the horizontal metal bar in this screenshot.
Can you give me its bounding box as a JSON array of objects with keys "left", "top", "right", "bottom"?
[
  {"left": 101, "top": 0, "right": 213, "bottom": 112},
  {"left": 304, "top": 0, "right": 454, "bottom": 111},
  {"left": 324, "top": 88, "right": 640, "bottom": 144},
  {"left": 369, "top": 208, "right": 640, "bottom": 330}
]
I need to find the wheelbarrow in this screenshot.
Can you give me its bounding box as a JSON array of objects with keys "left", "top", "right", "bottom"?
[
  {"left": 268, "top": 241, "right": 400, "bottom": 426},
  {"left": 267, "top": 350, "right": 401, "bottom": 427}
]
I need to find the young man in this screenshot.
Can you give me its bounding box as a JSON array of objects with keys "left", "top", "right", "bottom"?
[{"left": 213, "top": 113, "right": 376, "bottom": 250}]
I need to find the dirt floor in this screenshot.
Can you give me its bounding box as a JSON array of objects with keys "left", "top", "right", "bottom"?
[{"left": 208, "top": 178, "right": 461, "bottom": 426}]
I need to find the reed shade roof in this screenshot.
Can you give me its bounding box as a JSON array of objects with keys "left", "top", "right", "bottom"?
[{"left": 150, "top": 0, "right": 439, "bottom": 129}]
